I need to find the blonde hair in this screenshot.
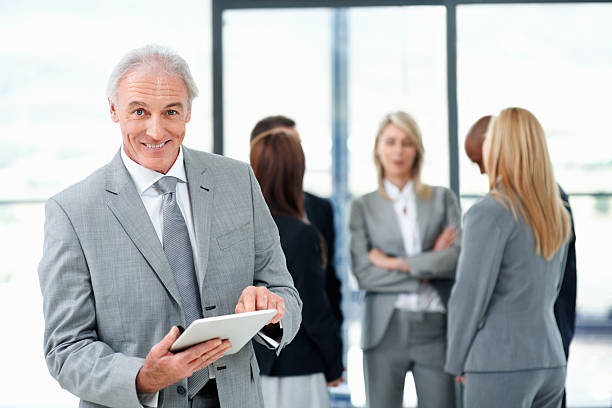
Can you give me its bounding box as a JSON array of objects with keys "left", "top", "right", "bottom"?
[
  {"left": 374, "top": 111, "right": 431, "bottom": 201},
  {"left": 485, "top": 107, "right": 570, "bottom": 260}
]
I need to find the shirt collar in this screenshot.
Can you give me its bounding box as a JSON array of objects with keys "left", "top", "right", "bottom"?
[
  {"left": 120, "top": 146, "right": 187, "bottom": 194},
  {"left": 384, "top": 179, "right": 414, "bottom": 201}
]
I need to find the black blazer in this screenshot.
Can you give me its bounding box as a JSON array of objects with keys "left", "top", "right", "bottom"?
[
  {"left": 254, "top": 215, "right": 343, "bottom": 381},
  {"left": 304, "top": 192, "right": 343, "bottom": 325},
  {"left": 556, "top": 186, "right": 577, "bottom": 358}
]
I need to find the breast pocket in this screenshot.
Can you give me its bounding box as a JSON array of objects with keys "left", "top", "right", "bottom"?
[{"left": 217, "top": 222, "right": 251, "bottom": 250}]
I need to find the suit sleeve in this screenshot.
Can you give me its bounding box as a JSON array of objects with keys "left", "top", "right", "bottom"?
[
  {"left": 349, "top": 198, "right": 420, "bottom": 292},
  {"left": 444, "top": 203, "right": 510, "bottom": 376},
  {"left": 554, "top": 189, "right": 577, "bottom": 357},
  {"left": 405, "top": 188, "right": 461, "bottom": 279},
  {"left": 321, "top": 199, "right": 343, "bottom": 325},
  {"left": 290, "top": 225, "right": 343, "bottom": 381},
  {"left": 248, "top": 165, "right": 303, "bottom": 353},
  {"left": 38, "top": 198, "right": 145, "bottom": 408}
]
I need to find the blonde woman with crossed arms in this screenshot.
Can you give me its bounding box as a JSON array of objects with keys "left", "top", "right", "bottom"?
[{"left": 350, "top": 111, "right": 460, "bottom": 408}]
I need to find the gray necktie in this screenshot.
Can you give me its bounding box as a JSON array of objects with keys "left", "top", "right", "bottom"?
[{"left": 155, "top": 176, "right": 208, "bottom": 397}]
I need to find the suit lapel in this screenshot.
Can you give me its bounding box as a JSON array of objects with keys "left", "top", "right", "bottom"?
[
  {"left": 104, "top": 151, "right": 182, "bottom": 306},
  {"left": 183, "top": 147, "right": 213, "bottom": 287},
  {"left": 415, "top": 194, "right": 432, "bottom": 247},
  {"left": 373, "top": 193, "right": 406, "bottom": 255}
]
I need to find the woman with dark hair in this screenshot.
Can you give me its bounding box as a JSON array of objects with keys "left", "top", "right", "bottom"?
[{"left": 250, "top": 131, "right": 343, "bottom": 408}]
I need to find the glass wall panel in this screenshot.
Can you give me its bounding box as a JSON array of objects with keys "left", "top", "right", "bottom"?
[
  {"left": 345, "top": 7, "right": 447, "bottom": 407},
  {"left": 0, "top": 2, "right": 212, "bottom": 406},
  {"left": 457, "top": 3, "right": 612, "bottom": 196},
  {"left": 458, "top": 5, "right": 612, "bottom": 406},
  {"left": 348, "top": 6, "right": 449, "bottom": 197},
  {"left": 0, "top": 0, "right": 212, "bottom": 202},
  {"left": 223, "top": 9, "right": 333, "bottom": 196}
]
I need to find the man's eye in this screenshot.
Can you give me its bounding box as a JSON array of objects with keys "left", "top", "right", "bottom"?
[
  {"left": 135, "top": 109, "right": 145, "bottom": 116},
  {"left": 167, "top": 109, "right": 178, "bottom": 116}
]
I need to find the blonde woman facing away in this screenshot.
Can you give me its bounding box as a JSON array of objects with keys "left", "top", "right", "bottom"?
[
  {"left": 349, "top": 111, "right": 460, "bottom": 408},
  {"left": 445, "top": 107, "right": 571, "bottom": 408}
]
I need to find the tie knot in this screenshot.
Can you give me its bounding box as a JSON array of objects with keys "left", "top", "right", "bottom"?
[{"left": 154, "top": 176, "right": 179, "bottom": 195}]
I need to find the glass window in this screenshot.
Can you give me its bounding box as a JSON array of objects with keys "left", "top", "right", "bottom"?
[
  {"left": 345, "top": 7, "right": 448, "bottom": 406},
  {"left": 0, "top": 1, "right": 212, "bottom": 405},
  {"left": 223, "top": 8, "right": 333, "bottom": 196},
  {"left": 348, "top": 6, "right": 449, "bottom": 197},
  {"left": 0, "top": 1, "right": 212, "bottom": 201},
  {"left": 458, "top": 4, "right": 612, "bottom": 406}
]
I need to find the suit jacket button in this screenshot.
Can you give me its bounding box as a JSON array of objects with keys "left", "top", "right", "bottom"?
[{"left": 177, "top": 385, "right": 186, "bottom": 396}]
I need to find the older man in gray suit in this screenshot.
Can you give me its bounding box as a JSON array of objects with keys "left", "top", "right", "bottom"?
[{"left": 38, "top": 45, "right": 302, "bottom": 408}]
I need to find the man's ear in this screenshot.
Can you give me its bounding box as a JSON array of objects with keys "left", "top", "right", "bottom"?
[
  {"left": 108, "top": 98, "right": 120, "bottom": 123},
  {"left": 185, "top": 108, "right": 191, "bottom": 123}
]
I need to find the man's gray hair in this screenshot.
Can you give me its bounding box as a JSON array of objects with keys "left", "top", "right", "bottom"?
[{"left": 106, "top": 44, "right": 199, "bottom": 106}]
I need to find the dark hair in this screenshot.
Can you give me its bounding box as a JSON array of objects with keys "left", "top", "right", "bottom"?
[
  {"left": 250, "top": 132, "right": 305, "bottom": 218},
  {"left": 250, "top": 115, "right": 296, "bottom": 141}
]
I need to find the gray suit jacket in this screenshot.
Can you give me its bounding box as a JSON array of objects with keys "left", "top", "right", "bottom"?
[
  {"left": 38, "top": 147, "right": 302, "bottom": 408},
  {"left": 444, "top": 194, "right": 568, "bottom": 376},
  {"left": 349, "top": 186, "right": 461, "bottom": 350}
]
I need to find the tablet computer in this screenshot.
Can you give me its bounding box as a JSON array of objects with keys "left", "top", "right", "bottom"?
[{"left": 170, "top": 309, "right": 277, "bottom": 354}]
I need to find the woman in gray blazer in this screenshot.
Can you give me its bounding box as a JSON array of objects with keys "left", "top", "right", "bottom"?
[
  {"left": 350, "top": 111, "right": 460, "bottom": 408},
  {"left": 445, "top": 107, "right": 571, "bottom": 408}
]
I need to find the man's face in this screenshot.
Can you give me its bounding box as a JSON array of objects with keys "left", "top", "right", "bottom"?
[{"left": 109, "top": 67, "right": 191, "bottom": 174}]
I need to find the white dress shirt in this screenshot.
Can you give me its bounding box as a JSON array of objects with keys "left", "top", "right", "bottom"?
[
  {"left": 121, "top": 147, "right": 198, "bottom": 263},
  {"left": 121, "top": 147, "right": 206, "bottom": 407},
  {"left": 383, "top": 180, "right": 445, "bottom": 313}
]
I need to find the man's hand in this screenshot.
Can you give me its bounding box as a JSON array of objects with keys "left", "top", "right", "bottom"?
[
  {"left": 433, "top": 226, "right": 458, "bottom": 251},
  {"left": 235, "top": 286, "right": 285, "bottom": 324},
  {"left": 136, "top": 327, "right": 232, "bottom": 393}
]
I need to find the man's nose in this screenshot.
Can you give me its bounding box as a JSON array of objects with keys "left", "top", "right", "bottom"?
[{"left": 146, "top": 115, "right": 164, "bottom": 141}]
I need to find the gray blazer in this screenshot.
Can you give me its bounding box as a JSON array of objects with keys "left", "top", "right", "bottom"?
[
  {"left": 444, "top": 194, "right": 568, "bottom": 376},
  {"left": 38, "top": 147, "right": 302, "bottom": 408},
  {"left": 349, "top": 186, "right": 461, "bottom": 350}
]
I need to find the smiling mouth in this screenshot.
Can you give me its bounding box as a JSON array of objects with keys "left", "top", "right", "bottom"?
[{"left": 143, "top": 141, "right": 167, "bottom": 149}]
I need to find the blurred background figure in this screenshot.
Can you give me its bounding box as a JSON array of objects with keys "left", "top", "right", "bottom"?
[
  {"left": 250, "top": 131, "right": 344, "bottom": 408},
  {"left": 446, "top": 107, "right": 572, "bottom": 407},
  {"left": 349, "top": 111, "right": 460, "bottom": 408},
  {"left": 464, "top": 114, "right": 577, "bottom": 408},
  {"left": 251, "top": 116, "right": 343, "bottom": 328}
]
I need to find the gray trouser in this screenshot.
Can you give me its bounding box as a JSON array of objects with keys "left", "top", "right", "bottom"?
[
  {"left": 464, "top": 367, "right": 566, "bottom": 408},
  {"left": 363, "top": 309, "right": 455, "bottom": 408}
]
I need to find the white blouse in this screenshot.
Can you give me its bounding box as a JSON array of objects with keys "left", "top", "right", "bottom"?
[{"left": 384, "top": 180, "right": 445, "bottom": 313}]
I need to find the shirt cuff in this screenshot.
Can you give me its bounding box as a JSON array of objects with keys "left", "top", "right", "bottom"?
[
  {"left": 257, "top": 321, "right": 283, "bottom": 349},
  {"left": 137, "top": 391, "right": 159, "bottom": 408}
]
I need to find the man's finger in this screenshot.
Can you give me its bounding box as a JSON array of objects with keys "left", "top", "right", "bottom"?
[
  {"left": 270, "top": 298, "right": 285, "bottom": 324},
  {"left": 190, "top": 344, "right": 232, "bottom": 374},
  {"left": 179, "top": 338, "right": 222, "bottom": 365},
  {"left": 255, "top": 287, "right": 268, "bottom": 310},
  {"left": 151, "top": 326, "right": 179, "bottom": 357},
  {"left": 188, "top": 341, "right": 232, "bottom": 371},
  {"left": 267, "top": 293, "right": 278, "bottom": 311},
  {"left": 239, "top": 286, "right": 256, "bottom": 313}
]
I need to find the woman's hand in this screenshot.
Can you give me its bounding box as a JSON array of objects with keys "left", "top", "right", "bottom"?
[
  {"left": 455, "top": 375, "right": 466, "bottom": 384},
  {"left": 327, "top": 375, "right": 345, "bottom": 387},
  {"left": 368, "top": 248, "right": 408, "bottom": 271},
  {"left": 433, "top": 226, "right": 458, "bottom": 251}
]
